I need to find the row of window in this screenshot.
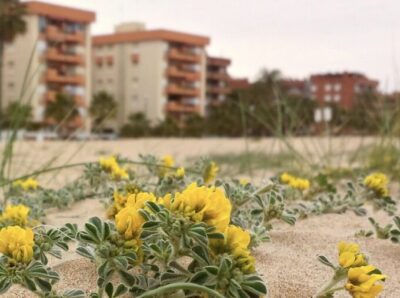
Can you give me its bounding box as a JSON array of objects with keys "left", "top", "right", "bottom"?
[{"left": 311, "top": 83, "right": 342, "bottom": 92}]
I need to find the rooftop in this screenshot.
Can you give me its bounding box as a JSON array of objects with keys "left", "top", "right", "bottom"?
[
  {"left": 93, "top": 29, "right": 210, "bottom": 46},
  {"left": 24, "top": 1, "right": 96, "bottom": 23}
]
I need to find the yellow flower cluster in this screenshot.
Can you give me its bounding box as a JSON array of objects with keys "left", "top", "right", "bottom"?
[
  {"left": 338, "top": 241, "right": 366, "bottom": 268},
  {"left": 107, "top": 191, "right": 156, "bottom": 219},
  {"left": 338, "top": 241, "right": 386, "bottom": 298},
  {"left": 115, "top": 206, "right": 145, "bottom": 240},
  {"left": 175, "top": 167, "right": 185, "bottom": 179},
  {"left": 99, "top": 156, "right": 129, "bottom": 181},
  {"left": 0, "top": 226, "right": 34, "bottom": 263},
  {"left": 280, "top": 172, "right": 310, "bottom": 191},
  {"left": 158, "top": 155, "right": 175, "bottom": 177},
  {"left": 346, "top": 265, "right": 386, "bottom": 298},
  {"left": 164, "top": 183, "right": 231, "bottom": 232},
  {"left": 0, "top": 204, "right": 30, "bottom": 227},
  {"left": 211, "top": 225, "right": 255, "bottom": 273},
  {"left": 203, "top": 161, "right": 219, "bottom": 184},
  {"left": 363, "top": 172, "right": 389, "bottom": 197},
  {"left": 13, "top": 178, "right": 39, "bottom": 191},
  {"left": 114, "top": 191, "right": 157, "bottom": 239}
]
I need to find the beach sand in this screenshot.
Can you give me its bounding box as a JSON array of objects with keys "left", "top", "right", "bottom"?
[{"left": 1, "top": 138, "right": 399, "bottom": 297}]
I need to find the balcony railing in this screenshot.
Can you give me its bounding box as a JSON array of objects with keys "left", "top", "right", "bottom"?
[
  {"left": 167, "top": 49, "right": 202, "bottom": 64},
  {"left": 44, "top": 69, "right": 85, "bottom": 85},
  {"left": 165, "top": 102, "right": 201, "bottom": 114},
  {"left": 166, "top": 84, "right": 200, "bottom": 97},
  {"left": 166, "top": 67, "right": 201, "bottom": 81},
  {"left": 207, "top": 86, "right": 231, "bottom": 94},
  {"left": 207, "top": 72, "right": 230, "bottom": 81},
  {"left": 44, "top": 25, "right": 84, "bottom": 44},
  {"left": 46, "top": 48, "right": 84, "bottom": 65}
]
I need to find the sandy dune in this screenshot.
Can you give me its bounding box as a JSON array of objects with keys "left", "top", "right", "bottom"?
[{"left": 1, "top": 138, "right": 399, "bottom": 297}]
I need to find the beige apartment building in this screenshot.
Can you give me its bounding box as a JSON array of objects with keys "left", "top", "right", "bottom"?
[
  {"left": 206, "top": 56, "right": 231, "bottom": 109},
  {"left": 92, "top": 22, "right": 210, "bottom": 130},
  {"left": 1, "top": 1, "right": 95, "bottom": 130}
]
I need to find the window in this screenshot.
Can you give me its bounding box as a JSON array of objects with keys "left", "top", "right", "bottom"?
[
  {"left": 131, "top": 53, "right": 140, "bottom": 64},
  {"left": 334, "top": 83, "right": 341, "bottom": 91},
  {"left": 8, "top": 82, "right": 15, "bottom": 89},
  {"left": 333, "top": 94, "right": 341, "bottom": 102},
  {"left": 97, "top": 79, "right": 103, "bottom": 84},
  {"left": 108, "top": 78, "right": 113, "bottom": 84},
  {"left": 311, "top": 84, "right": 317, "bottom": 92},
  {"left": 324, "top": 83, "right": 332, "bottom": 91},
  {"left": 132, "top": 77, "right": 139, "bottom": 82},
  {"left": 324, "top": 94, "right": 332, "bottom": 102},
  {"left": 7, "top": 61, "right": 14, "bottom": 68}
]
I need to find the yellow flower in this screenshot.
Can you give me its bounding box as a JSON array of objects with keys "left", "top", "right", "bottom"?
[
  {"left": 211, "top": 225, "right": 250, "bottom": 253},
  {"left": 159, "top": 155, "right": 175, "bottom": 177},
  {"left": 363, "top": 172, "right": 389, "bottom": 197},
  {"left": 0, "top": 205, "right": 30, "bottom": 227},
  {"left": 345, "top": 265, "right": 386, "bottom": 298},
  {"left": 99, "top": 156, "right": 119, "bottom": 172},
  {"left": 338, "top": 241, "right": 367, "bottom": 268},
  {"left": 13, "top": 178, "right": 39, "bottom": 191},
  {"left": 280, "top": 173, "right": 310, "bottom": 191},
  {"left": 280, "top": 172, "right": 293, "bottom": 184},
  {"left": 210, "top": 225, "right": 255, "bottom": 273},
  {"left": 239, "top": 178, "right": 249, "bottom": 186},
  {"left": 0, "top": 226, "right": 34, "bottom": 263},
  {"left": 169, "top": 183, "right": 231, "bottom": 232},
  {"left": 115, "top": 206, "right": 145, "bottom": 240},
  {"left": 175, "top": 167, "right": 185, "bottom": 179},
  {"left": 126, "top": 192, "right": 157, "bottom": 209},
  {"left": 203, "top": 161, "right": 219, "bottom": 184},
  {"left": 111, "top": 165, "right": 129, "bottom": 180},
  {"left": 162, "top": 155, "right": 175, "bottom": 168},
  {"left": 234, "top": 248, "right": 256, "bottom": 274}
]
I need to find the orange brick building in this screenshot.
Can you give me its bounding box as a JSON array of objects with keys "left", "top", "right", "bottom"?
[{"left": 310, "top": 72, "right": 378, "bottom": 109}]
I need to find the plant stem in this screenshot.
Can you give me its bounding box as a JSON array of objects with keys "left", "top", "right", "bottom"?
[
  {"left": 314, "top": 270, "right": 346, "bottom": 298},
  {"left": 137, "top": 283, "right": 225, "bottom": 298}
]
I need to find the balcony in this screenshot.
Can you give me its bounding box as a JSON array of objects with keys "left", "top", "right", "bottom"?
[
  {"left": 44, "top": 25, "right": 85, "bottom": 44},
  {"left": 44, "top": 69, "right": 85, "bottom": 85},
  {"left": 166, "top": 67, "right": 201, "bottom": 81},
  {"left": 167, "top": 49, "right": 202, "bottom": 64},
  {"left": 166, "top": 84, "right": 200, "bottom": 97},
  {"left": 43, "top": 91, "right": 57, "bottom": 103},
  {"left": 64, "top": 31, "right": 85, "bottom": 44},
  {"left": 45, "top": 25, "right": 64, "bottom": 42},
  {"left": 46, "top": 48, "right": 84, "bottom": 65},
  {"left": 207, "top": 71, "right": 230, "bottom": 81},
  {"left": 165, "top": 102, "right": 201, "bottom": 114},
  {"left": 207, "top": 86, "right": 231, "bottom": 94}
]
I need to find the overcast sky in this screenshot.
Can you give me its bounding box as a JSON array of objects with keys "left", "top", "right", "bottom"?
[{"left": 33, "top": 0, "right": 400, "bottom": 91}]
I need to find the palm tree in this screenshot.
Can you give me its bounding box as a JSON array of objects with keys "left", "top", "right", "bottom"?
[
  {"left": 0, "top": 0, "right": 26, "bottom": 113},
  {"left": 89, "top": 91, "right": 117, "bottom": 131},
  {"left": 45, "top": 93, "right": 78, "bottom": 137}
]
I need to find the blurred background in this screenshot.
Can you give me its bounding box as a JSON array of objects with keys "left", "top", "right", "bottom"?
[{"left": 1, "top": 0, "right": 400, "bottom": 184}]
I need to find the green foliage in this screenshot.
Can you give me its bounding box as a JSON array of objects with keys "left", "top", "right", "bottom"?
[
  {"left": 120, "top": 113, "right": 151, "bottom": 137},
  {"left": 90, "top": 91, "right": 117, "bottom": 129}
]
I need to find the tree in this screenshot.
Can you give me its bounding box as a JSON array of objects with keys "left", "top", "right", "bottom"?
[
  {"left": 45, "top": 93, "right": 78, "bottom": 137},
  {"left": 120, "top": 113, "right": 150, "bottom": 137},
  {"left": 0, "top": 0, "right": 26, "bottom": 113},
  {"left": 89, "top": 91, "right": 117, "bottom": 131},
  {"left": 2, "top": 101, "right": 32, "bottom": 128}
]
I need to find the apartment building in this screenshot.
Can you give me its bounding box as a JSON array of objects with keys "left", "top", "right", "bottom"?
[
  {"left": 310, "top": 72, "right": 378, "bottom": 109},
  {"left": 92, "top": 22, "right": 210, "bottom": 130},
  {"left": 206, "top": 56, "right": 231, "bottom": 108},
  {"left": 1, "top": 1, "right": 95, "bottom": 129}
]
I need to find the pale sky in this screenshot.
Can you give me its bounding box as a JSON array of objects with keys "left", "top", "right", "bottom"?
[{"left": 31, "top": 0, "right": 400, "bottom": 91}]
